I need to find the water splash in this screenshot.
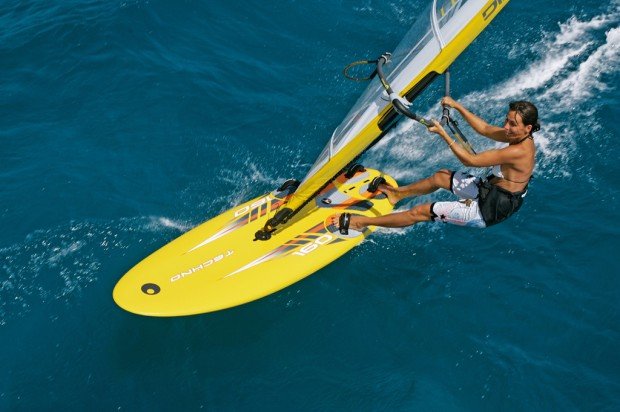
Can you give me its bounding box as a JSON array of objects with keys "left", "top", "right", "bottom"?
[
  {"left": 0, "top": 216, "right": 189, "bottom": 326},
  {"left": 477, "top": 8, "right": 619, "bottom": 109},
  {"left": 541, "top": 26, "right": 620, "bottom": 103}
]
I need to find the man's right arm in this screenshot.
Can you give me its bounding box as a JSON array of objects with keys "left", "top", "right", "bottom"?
[{"left": 442, "top": 97, "right": 508, "bottom": 142}]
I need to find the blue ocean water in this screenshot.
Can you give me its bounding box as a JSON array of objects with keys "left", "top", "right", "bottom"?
[{"left": 1, "top": 0, "right": 619, "bottom": 409}]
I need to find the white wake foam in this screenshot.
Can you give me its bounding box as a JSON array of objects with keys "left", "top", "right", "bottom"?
[
  {"left": 145, "top": 216, "right": 192, "bottom": 232},
  {"left": 541, "top": 26, "right": 620, "bottom": 104}
]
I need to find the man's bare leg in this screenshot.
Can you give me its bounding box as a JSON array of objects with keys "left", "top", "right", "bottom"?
[
  {"left": 344, "top": 203, "right": 434, "bottom": 231},
  {"left": 379, "top": 169, "right": 453, "bottom": 205}
]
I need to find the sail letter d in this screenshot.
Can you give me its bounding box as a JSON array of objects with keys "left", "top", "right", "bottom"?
[{"left": 482, "top": 0, "right": 504, "bottom": 20}]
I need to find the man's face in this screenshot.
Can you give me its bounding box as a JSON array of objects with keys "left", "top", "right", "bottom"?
[{"left": 503, "top": 110, "right": 532, "bottom": 140}]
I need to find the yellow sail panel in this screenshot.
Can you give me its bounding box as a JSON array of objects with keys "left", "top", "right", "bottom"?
[{"left": 284, "top": 0, "right": 510, "bottom": 214}]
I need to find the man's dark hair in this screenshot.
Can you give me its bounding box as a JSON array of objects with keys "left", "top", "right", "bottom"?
[{"left": 509, "top": 101, "right": 540, "bottom": 135}]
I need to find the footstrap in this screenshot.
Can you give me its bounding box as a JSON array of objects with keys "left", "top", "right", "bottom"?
[
  {"left": 339, "top": 213, "right": 351, "bottom": 235},
  {"left": 368, "top": 176, "right": 386, "bottom": 193}
]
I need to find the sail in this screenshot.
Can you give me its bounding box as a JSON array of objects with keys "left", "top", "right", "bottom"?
[{"left": 267, "top": 0, "right": 510, "bottom": 232}]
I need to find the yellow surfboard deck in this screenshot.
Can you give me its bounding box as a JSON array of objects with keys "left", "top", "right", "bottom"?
[{"left": 113, "top": 168, "right": 396, "bottom": 316}]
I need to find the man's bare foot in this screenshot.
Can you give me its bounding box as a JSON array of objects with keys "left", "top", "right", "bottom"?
[
  {"left": 377, "top": 184, "right": 401, "bottom": 206},
  {"left": 331, "top": 214, "right": 366, "bottom": 233},
  {"left": 348, "top": 215, "right": 365, "bottom": 231}
]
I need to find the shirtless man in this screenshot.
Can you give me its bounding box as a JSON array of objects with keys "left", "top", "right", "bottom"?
[{"left": 339, "top": 98, "right": 539, "bottom": 232}]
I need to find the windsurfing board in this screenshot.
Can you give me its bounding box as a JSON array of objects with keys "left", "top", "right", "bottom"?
[{"left": 113, "top": 168, "right": 396, "bottom": 316}]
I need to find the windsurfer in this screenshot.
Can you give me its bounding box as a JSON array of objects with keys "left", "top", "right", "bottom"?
[{"left": 339, "top": 98, "right": 539, "bottom": 232}]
